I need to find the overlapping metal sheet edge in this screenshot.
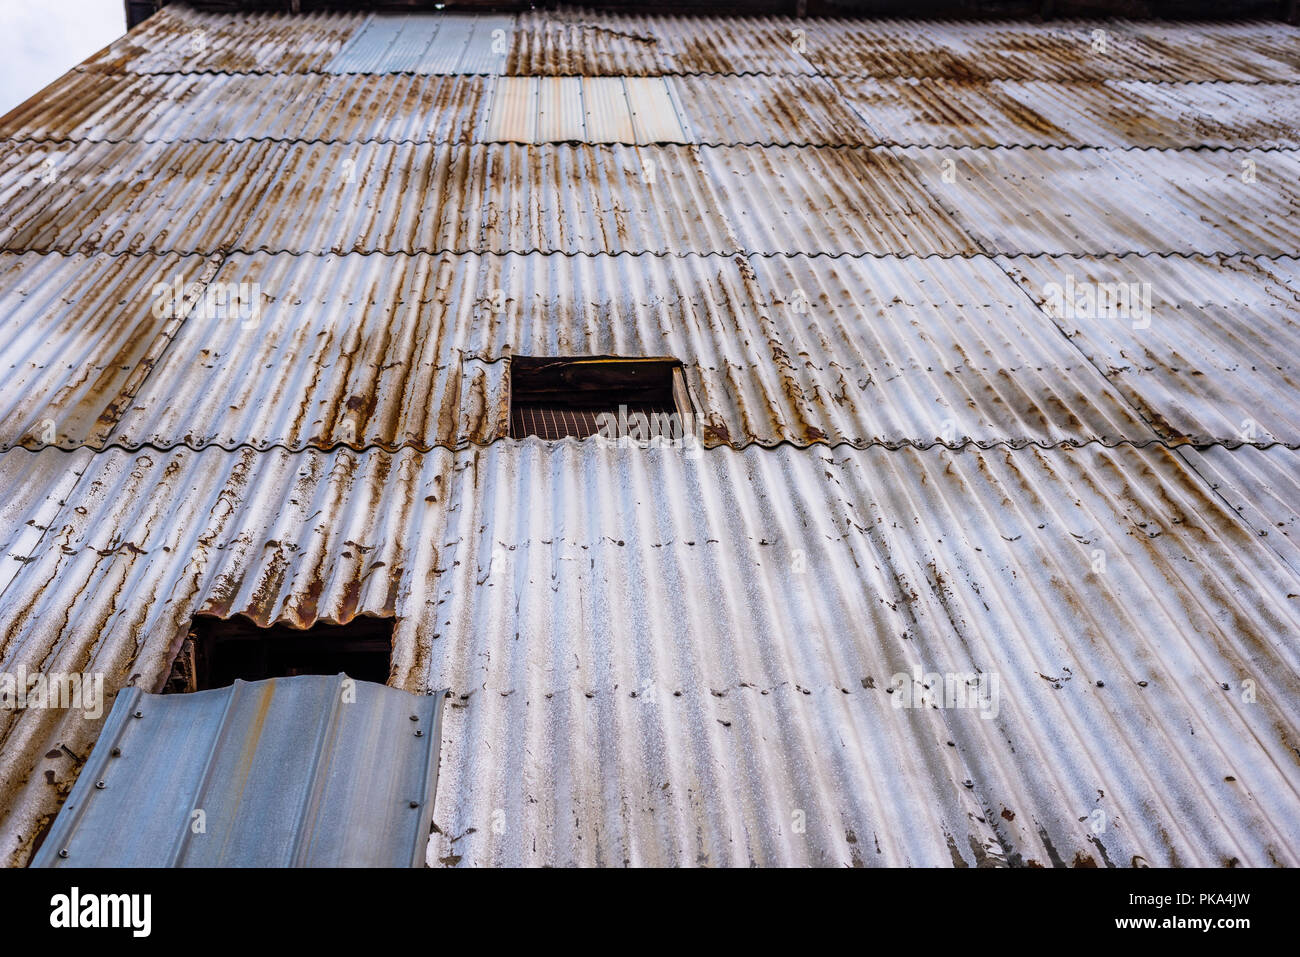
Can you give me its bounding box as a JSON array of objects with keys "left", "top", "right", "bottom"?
[
  {"left": 7, "top": 69, "right": 1300, "bottom": 150},
  {"left": 8, "top": 138, "right": 1300, "bottom": 258},
  {"left": 2, "top": 250, "right": 1170, "bottom": 453},
  {"left": 504, "top": 10, "right": 1300, "bottom": 81},
  {"left": 1000, "top": 254, "right": 1300, "bottom": 448},
  {"left": 0, "top": 140, "right": 981, "bottom": 256},
  {"left": 1, "top": 440, "right": 1298, "bottom": 866},
  {"left": 30, "top": 675, "right": 444, "bottom": 867},
  {"left": 1178, "top": 445, "right": 1300, "bottom": 579}
]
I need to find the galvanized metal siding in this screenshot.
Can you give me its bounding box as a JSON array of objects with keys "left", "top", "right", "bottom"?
[
  {"left": 32, "top": 676, "right": 444, "bottom": 867},
  {"left": 0, "top": 251, "right": 219, "bottom": 450}
]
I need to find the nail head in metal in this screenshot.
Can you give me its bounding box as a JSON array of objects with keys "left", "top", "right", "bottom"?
[
  {"left": 58, "top": 849, "right": 69, "bottom": 859},
  {"left": 95, "top": 781, "right": 106, "bottom": 789},
  {"left": 414, "top": 729, "right": 424, "bottom": 737},
  {"left": 133, "top": 710, "right": 143, "bottom": 718}
]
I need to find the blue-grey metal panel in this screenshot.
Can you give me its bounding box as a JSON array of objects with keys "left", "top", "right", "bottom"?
[
  {"left": 326, "top": 13, "right": 512, "bottom": 75},
  {"left": 32, "top": 675, "right": 444, "bottom": 868}
]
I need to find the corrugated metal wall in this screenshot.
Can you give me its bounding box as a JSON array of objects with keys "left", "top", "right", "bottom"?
[{"left": 1, "top": 2, "right": 1299, "bottom": 867}]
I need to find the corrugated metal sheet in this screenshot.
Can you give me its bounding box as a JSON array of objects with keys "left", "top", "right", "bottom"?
[
  {"left": 0, "top": 251, "right": 220, "bottom": 450},
  {"left": 900, "top": 147, "right": 1300, "bottom": 256},
  {"left": 0, "top": 71, "right": 496, "bottom": 144},
  {"left": 3, "top": 5, "right": 1300, "bottom": 870},
  {"left": 12, "top": 69, "right": 1299, "bottom": 151},
  {"left": 486, "top": 77, "right": 689, "bottom": 144},
  {"left": 503, "top": 13, "right": 1300, "bottom": 82},
  {"left": 799, "top": 18, "right": 1300, "bottom": 82},
  {"left": 1179, "top": 445, "right": 1300, "bottom": 577},
  {"left": 82, "top": 5, "right": 364, "bottom": 74},
  {"left": 31, "top": 675, "right": 444, "bottom": 867},
  {"left": 1001, "top": 255, "right": 1300, "bottom": 448},
  {"left": 506, "top": 9, "right": 820, "bottom": 76},
  {"left": 829, "top": 78, "right": 1300, "bottom": 149},
  {"left": 1, "top": 441, "right": 1298, "bottom": 866},
  {"left": 14, "top": 251, "right": 1151, "bottom": 452},
  {"left": 0, "top": 139, "right": 981, "bottom": 256},
  {"left": 324, "top": 13, "right": 514, "bottom": 75}
]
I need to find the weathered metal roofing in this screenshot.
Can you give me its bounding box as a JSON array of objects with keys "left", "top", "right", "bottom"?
[
  {"left": 829, "top": 78, "right": 1300, "bottom": 149},
  {"left": 1, "top": 441, "right": 1298, "bottom": 866},
  {"left": 1179, "top": 445, "right": 1300, "bottom": 577},
  {"left": 1000, "top": 255, "right": 1300, "bottom": 448},
  {"left": 325, "top": 12, "right": 514, "bottom": 75},
  {"left": 1, "top": 251, "right": 1169, "bottom": 452},
  {"left": 83, "top": 5, "right": 365, "bottom": 74},
  {"left": 899, "top": 147, "right": 1300, "bottom": 257},
  {"left": 31, "top": 675, "right": 444, "bottom": 867},
  {"left": 2, "top": 4, "right": 1300, "bottom": 870}
]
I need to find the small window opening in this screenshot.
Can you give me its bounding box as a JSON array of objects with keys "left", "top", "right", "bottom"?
[
  {"left": 164, "top": 615, "right": 394, "bottom": 693},
  {"left": 508, "top": 356, "right": 693, "bottom": 440}
]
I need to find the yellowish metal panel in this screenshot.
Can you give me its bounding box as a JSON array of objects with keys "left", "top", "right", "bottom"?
[
  {"left": 484, "top": 76, "right": 537, "bottom": 143},
  {"left": 580, "top": 77, "right": 635, "bottom": 143},
  {"left": 537, "top": 77, "right": 585, "bottom": 142},
  {"left": 624, "top": 77, "right": 689, "bottom": 144}
]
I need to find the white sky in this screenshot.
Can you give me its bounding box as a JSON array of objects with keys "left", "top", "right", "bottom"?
[{"left": 0, "top": 0, "right": 126, "bottom": 116}]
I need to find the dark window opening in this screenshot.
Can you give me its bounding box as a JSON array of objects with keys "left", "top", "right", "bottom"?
[
  {"left": 508, "top": 356, "right": 693, "bottom": 440},
  {"left": 164, "top": 615, "right": 394, "bottom": 693}
]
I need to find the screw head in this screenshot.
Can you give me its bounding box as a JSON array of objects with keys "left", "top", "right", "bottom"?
[
  {"left": 110, "top": 748, "right": 121, "bottom": 757},
  {"left": 409, "top": 801, "right": 419, "bottom": 809},
  {"left": 409, "top": 715, "right": 419, "bottom": 721},
  {"left": 95, "top": 781, "right": 106, "bottom": 789},
  {"left": 414, "top": 729, "right": 424, "bottom": 737},
  {"left": 58, "top": 849, "right": 69, "bottom": 859},
  {"left": 133, "top": 710, "right": 143, "bottom": 718}
]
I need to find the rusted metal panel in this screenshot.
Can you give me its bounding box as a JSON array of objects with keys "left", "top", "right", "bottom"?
[
  {"left": 31, "top": 675, "right": 444, "bottom": 867},
  {"left": 506, "top": 9, "right": 819, "bottom": 76},
  {"left": 1000, "top": 254, "right": 1300, "bottom": 447},
  {"left": 0, "top": 138, "right": 289, "bottom": 255},
  {"left": 73, "top": 251, "right": 1160, "bottom": 452},
  {"left": 799, "top": 18, "right": 1300, "bottom": 82},
  {"left": 3, "top": 441, "right": 1297, "bottom": 867},
  {"left": 0, "top": 71, "right": 496, "bottom": 145},
  {"left": 423, "top": 440, "right": 1300, "bottom": 867},
  {"left": 899, "top": 146, "right": 1300, "bottom": 256},
  {"left": 829, "top": 78, "right": 1300, "bottom": 149},
  {"left": 671, "top": 73, "right": 869, "bottom": 145},
  {"left": 698, "top": 145, "right": 976, "bottom": 256},
  {"left": 1179, "top": 445, "right": 1300, "bottom": 577},
  {"left": 0, "top": 251, "right": 220, "bottom": 450},
  {"left": 83, "top": 4, "right": 365, "bottom": 74}
]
